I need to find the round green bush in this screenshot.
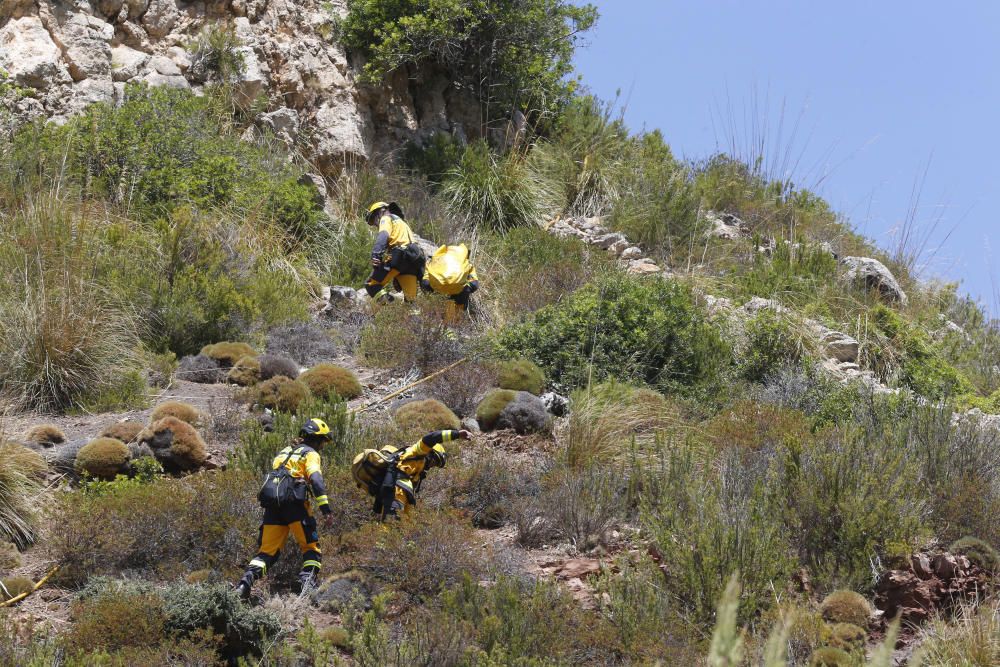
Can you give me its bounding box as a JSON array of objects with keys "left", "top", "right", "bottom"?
[
  {"left": 819, "top": 590, "right": 871, "bottom": 627},
  {"left": 809, "top": 646, "right": 854, "bottom": 667},
  {"left": 100, "top": 420, "right": 144, "bottom": 445},
  {"left": 150, "top": 400, "right": 203, "bottom": 427},
  {"left": 476, "top": 389, "right": 518, "bottom": 430},
  {"left": 25, "top": 424, "right": 66, "bottom": 446},
  {"left": 200, "top": 342, "right": 255, "bottom": 368},
  {"left": 299, "top": 363, "right": 362, "bottom": 400},
  {"left": 394, "top": 399, "right": 461, "bottom": 442},
  {"left": 497, "top": 358, "right": 546, "bottom": 395},
  {"left": 949, "top": 536, "right": 1000, "bottom": 573},
  {"left": 226, "top": 356, "right": 261, "bottom": 386},
  {"left": 253, "top": 376, "right": 312, "bottom": 413},
  {"left": 0, "top": 576, "right": 34, "bottom": 601},
  {"left": 826, "top": 622, "right": 866, "bottom": 652},
  {"left": 76, "top": 438, "right": 130, "bottom": 479}
]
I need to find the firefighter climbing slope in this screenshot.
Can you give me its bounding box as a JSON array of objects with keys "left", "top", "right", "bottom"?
[
  {"left": 234, "top": 419, "right": 335, "bottom": 599},
  {"left": 364, "top": 201, "right": 425, "bottom": 302},
  {"left": 353, "top": 429, "right": 472, "bottom": 519},
  {"left": 421, "top": 243, "right": 480, "bottom": 322}
]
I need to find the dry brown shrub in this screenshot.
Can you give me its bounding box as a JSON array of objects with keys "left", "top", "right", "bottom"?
[
  {"left": 819, "top": 590, "right": 871, "bottom": 627},
  {"left": 298, "top": 363, "right": 362, "bottom": 400},
  {"left": 0, "top": 577, "right": 33, "bottom": 601},
  {"left": 65, "top": 590, "right": 166, "bottom": 654},
  {"left": 704, "top": 400, "right": 812, "bottom": 453},
  {"left": 252, "top": 376, "right": 312, "bottom": 413},
  {"left": 24, "top": 424, "right": 65, "bottom": 446},
  {"left": 200, "top": 342, "right": 255, "bottom": 367},
  {"left": 75, "top": 437, "right": 129, "bottom": 479},
  {"left": 100, "top": 420, "right": 144, "bottom": 445},
  {"left": 150, "top": 400, "right": 204, "bottom": 427},
  {"left": 394, "top": 399, "right": 460, "bottom": 443},
  {"left": 226, "top": 355, "right": 261, "bottom": 386},
  {"left": 141, "top": 416, "right": 208, "bottom": 472}
]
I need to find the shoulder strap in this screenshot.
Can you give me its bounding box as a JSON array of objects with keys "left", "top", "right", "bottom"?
[{"left": 275, "top": 446, "right": 298, "bottom": 470}]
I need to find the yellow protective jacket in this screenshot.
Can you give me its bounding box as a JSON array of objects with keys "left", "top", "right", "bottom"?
[
  {"left": 393, "top": 430, "right": 457, "bottom": 504},
  {"left": 272, "top": 444, "right": 331, "bottom": 515},
  {"left": 371, "top": 213, "right": 415, "bottom": 262},
  {"left": 422, "top": 244, "right": 479, "bottom": 296}
]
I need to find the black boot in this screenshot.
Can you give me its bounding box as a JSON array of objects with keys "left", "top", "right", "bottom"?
[
  {"left": 234, "top": 573, "right": 254, "bottom": 600},
  {"left": 298, "top": 570, "right": 318, "bottom": 595}
]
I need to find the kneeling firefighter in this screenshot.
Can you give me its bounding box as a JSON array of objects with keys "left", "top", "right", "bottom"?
[
  {"left": 235, "top": 419, "right": 335, "bottom": 599},
  {"left": 352, "top": 429, "right": 472, "bottom": 519},
  {"left": 364, "top": 201, "right": 425, "bottom": 302},
  {"left": 421, "top": 243, "right": 479, "bottom": 322}
]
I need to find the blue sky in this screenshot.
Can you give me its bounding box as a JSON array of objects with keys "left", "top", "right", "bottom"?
[{"left": 572, "top": 1, "right": 999, "bottom": 313}]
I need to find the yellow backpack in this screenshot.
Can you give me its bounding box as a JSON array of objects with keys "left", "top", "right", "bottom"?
[
  {"left": 424, "top": 244, "right": 473, "bottom": 296},
  {"left": 351, "top": 445, "right": 402, "bottom": 496}
]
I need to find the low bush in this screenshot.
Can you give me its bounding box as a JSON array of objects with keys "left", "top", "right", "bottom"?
[
  {"left": 359, "top": 298, "right": 465, "bottom": 374},
  {"left": 0, "top": 577, "right": 33, "bottom": 601},
  {"left": 140, "top": 417, "right": 208, "bottom": 473},
  {"left": 809, "top": 646, "right": 854, "bottom": 666},
  {"left": 819, "top": 591, "right": 871, "bottom": 627},
  {"left": 518, "top": 463, "right": 623, "bottom": 549},
  {"left": 704, "top": 400, "right": 812, "bottom": 453},
  {"left": 176, "top": 353, "right": 224, "bottom": 383},
  {"left": 75, "top": 438, "right": 130, "bottom": 480},
  {"left": 495, "top": 273, "right": 728, "bottom": 395},
  {"left": 24, "top": 424, "right": 64, "bottom": 446},
  {"left": 827, "top": 622, "right": 866, "bottom": 653},
  {"left": 201, "top": 342, "right": 255, "bottom": 368},
  {"left": 226, "top": 355, "right": 261, "bottom": 386},
  {"left": 258, "top": 354, "right": 300, "bottom": 381},
  {"left": 66, "top": 586, "right": 166, "bottom": 654},
  {"left": 252, "top": 376, "right": 312, "bottom": 413},
  {"left": 423, "top": 361, "right": 496, "bottom": 418},
  {"left": 493, "top": 391, "right": 552, "bottom": 435},
  {"left": 264, "top": 321, "right": 339, "bottom": 367},
  {"left": 497, "top": 358, "right": 546, "bottom": 395},
  {"left": 100, "top": 420, "right": 144, "bottom": 445},
  {"left": 149, "top": 400, "right": 203, "bottom": 427},
  {"left": 949, "top": 537, "right": 1000, "bottom": 573},
  {"left": 51, "top": 468, "right": 260, "bottom": 585},
  {"left": 0, "top": 442, "right": 46, "bottom": 548},
  {"left": 298, "top": 363, "right": 362, "bottom": 401},
  {"left": 449, "top": 451, "right": 539, "bottom": 528},
  {"left": 0, "top": 542, "right": 21, "bottom": 570},
  {"left": 475, "top": 389, "right": 517, "bottom": 430},
  {"left": 394, "top": 399, "right": 460, "bottom": 443},
  {"left": 738, "top": 309, "right": 804, "bottom": 382}
]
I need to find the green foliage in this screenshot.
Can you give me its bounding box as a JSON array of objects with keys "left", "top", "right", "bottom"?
[
  {"left": 0, "top": 577, "right": 33, "bottom": 602},
  {"left": 189, "top": 26, "right": 246, "bottom": 84},
  {"left": 394, "top": 399, "right": 461, "bottom": 443},
  {"left": 75, "top": 438, "right": 130, "bottom": 480},
  {"left": 66, "top": 586, "right": 166, "bottom": 654},
  {"left": 819, "top": 591, "right": 871, "bottom": 627},
  {"left": 359, "top": 297, "right": 465, "bottom": 373},
  {"left": 338, "top": 0, "right": 597, "bottom": 121},
  {"left": 809, "top": 646, "right": 855, "bottom": 667},
  {"left": 81, "top": 456, "right": 164, "bottom": 496},
  {"left": 707, "top": 574, "right": 745, "bottom": 667},
  {"left": 826, "top": 623, "right": 866, "bottom": 653},
  {"left": 949, "top": 537, "right": 1000, "bottom": 573},
  {"left": 441, "top": 141, "right": 555, "bottom": 232},
  {"left": 739, "top": 310, "right": 803, "bottom": 382},
  {"left": 0, "top": 443, "right": 45, "bottom": 549},
  {"left": 475, "top": 389, "right": 517, "bottom": 430},
  {"left": 497, "top": 358, "right": 546, "bottom": 394},
  {"left": 251, "top": 376, "right": 312, "bottom": 413},
  {"left": 495, "top": 273, "right": 728, "bottom": 395},
  {"left": 737, "top": 241, "right": 841, "bottom": 306},
  {"left": 298, "top": 363, "right": 363, "bottom": 401},
  {"left": 201, "top": 341, "right": 256, "bottom": 367},
  {"left": 226, "top": 354, "right": 261, "bottom": 386},
  {"left": 402, "top": 133, "right": 465, "bottom": 187}
]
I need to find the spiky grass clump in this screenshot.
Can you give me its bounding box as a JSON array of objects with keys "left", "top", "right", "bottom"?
[
  {"left": 0, "top": 577, "right": 34, "bottom": 601},
  {"left": 475, "top": 389, "right": 517, "bottom": 430},
  {"left": 258, "top": 354, "right": 299, "bottom": 381},
  {"left": 394, "top": 399, "right": 461, "bottom": 443},
  {"left": 100, "top": 420, "right": 144, "bottom": 445},
  {"left": 150, "top": 401, "right": 203, "bottom": 427},
  {"left": 200, "top": 342, "right": 255, "bottom": 368},
  {"left": 497, "top": 358, "right": 546, "bottom": 395},
  {"left": 0, "top": 442, "right": 46, "bottom": 548},
  {"left": 819, "top": 591, "right": 871, "bottom": 627},
  {"left": 226, "top": 356, "right": 261, "bottom": 386},
  {"left": 949, "top": 536, "right": 1000, "bottom": 573},
  {"left": 298, "top": 364, "right": 362, "bottom": 401},
  {"left": 76, "top": 438, "right": 129, "bottom": 480},
  {"left": 24, "top": 424, "right": 65, "bottom": 446},
  {"left": 252, "top": 377, "right": 312, "bottom": 413},
  {"left": 915, "top": 598, "right": 1000, "bottom": 666}
]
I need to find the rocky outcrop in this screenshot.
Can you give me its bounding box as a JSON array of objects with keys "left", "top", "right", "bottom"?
[
  {"left": 1, "top": 0, "right": 482, "bottom": 175},
  {"left": 875, "top": 549, "right": 992, "bottom": 626},
  {"left": 704, "top": 210, "right": 749, "bottom": 240},
  {"left": 548, "top": 216, "right": 670, "bottom": 277},
  {"left": 841, "top": 256, "right": 908, "bottom": 305}
]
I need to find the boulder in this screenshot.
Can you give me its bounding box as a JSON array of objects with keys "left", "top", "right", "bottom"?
[
  {"left": 816, "top": 326, "right": 859, "bottom": 363},
  {"left": 141, "top": 0, "right": 178, "bottom": 38},
  {"left": 626, "top": 259, "right": 662, "bottom": 276},
  {"left": 841, "top": 256, "right": 908, "bottom": 305},
  {"left": 233, "top": 45, "right": 270, "bottom": 106},
  {"left": 705, "top": 210, "right": 749, "bottom": 239},
  {"left": 111, "top": 44, "right": 149, "bottom": 82},
  {"left": 0, "top": 16, "right": 72, "bottom": 90},
  {"left": 619, "top": 246, "right": 643, "bottom": 261},
  {"left": 540, "top": 392, "right": 569, "bottom": 417},
  {"left": 592, "top": 232, "right": 627, "bottom": 250},
  {"left": 55, "top": 13, "right": 115, "bottom": 82},
  {"left": 495, "top": 391, "right": 551, "bottom": 435},
  {"left": 259, "top": 107, "right": 300, "bottom": 144},
  {"left": 743, "top": 296, "right": 788, "bottom": 315}
]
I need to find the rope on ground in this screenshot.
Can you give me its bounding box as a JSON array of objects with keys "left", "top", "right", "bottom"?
[
  {"left": 0, "top": 565, "right": 60, "bottom": 608},
  {"left": 351, "top": 357, "right": 468, "bottom": 415}
]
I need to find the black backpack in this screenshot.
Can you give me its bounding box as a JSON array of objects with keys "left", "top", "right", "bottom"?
[{"left": 257, "top": 447, "right": 308, "bottom": 509}]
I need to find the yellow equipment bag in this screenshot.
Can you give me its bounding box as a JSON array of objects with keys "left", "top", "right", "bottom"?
[
  {"left": 351, "top": 445, "right": 401, "bottom": 496},
  {"left": 424, "top": 244, "right": 473, "bottom": 296}
]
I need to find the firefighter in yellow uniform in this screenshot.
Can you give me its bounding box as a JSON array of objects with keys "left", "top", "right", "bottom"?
[
  {"left": 364, "top": 201, "right": 425, "bottom": 302},
  {"left": 235, "top": 419, "right": 334, "bottom": 599},
  {"left": 375, "top": 428, "right": 471, "bottom": 519},
  {"left": 420, "top": 244, "right": 480, "bottom": 323}
]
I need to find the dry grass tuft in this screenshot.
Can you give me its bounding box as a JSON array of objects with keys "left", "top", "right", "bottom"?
[
  {"left": 0, "top": 441, "right": 47, "bottom": 548},
  {"left": 150, "top": 400, "right": 204, "bottom": 427},
  {"left": 100, "top": 420, "right": 145, "bottom": 445},
  {"left": 394, "top": 399, "right": 461, "bottom": 443},
  {"left": 298, "top": 363, "right": 362, "bottom": 401},
  {"left": 24, "top": 424, "right": 65, "bottom": 446}
]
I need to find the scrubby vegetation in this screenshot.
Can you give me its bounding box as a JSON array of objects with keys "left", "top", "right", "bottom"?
[
  {"left": 75, "top": 438, "right": 130, "bottom": 480},
  {"left": 497, "top": 358, "right": 546, "bottom": 395},
  {"left": 394, "top": 399, "right": 460, "bottom": 443},
  {"left": 251, "top": 376, "right": 312, "bottom": 413},
  {"left": 299, "top": 363, "right": 363, "bottom": 401},
  {"left": 149, "top": 400, "right": 203, "bottom": 427}
]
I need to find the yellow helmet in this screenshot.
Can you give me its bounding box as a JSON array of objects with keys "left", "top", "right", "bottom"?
[
  {"left": 300, "top": 418, "right": 332, "bottom": 441},
  {"left": 366, "top": 201, "right": 389, "bottom": 224},
  {"left": 426, "top": 443, "right": 447, "bottom": 469}
]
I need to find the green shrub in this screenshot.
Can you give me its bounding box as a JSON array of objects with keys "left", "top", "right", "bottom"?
[
  {"left": 24, "top": 424, "right": 65, "bottom": 446},
  {"left": 66, "top": 587, "right": 166, "bottom": 654},
  {"left": 358, "top": 297, "right": 465, "bottom": 373},
  {"left": 149, "top": 400, "right": 203, "bottom": 427},
  {"left": 0, "top": 541, "right": 21, "bottom": 570},
  {"left": 252, "top": 376, "right": 312, "bottom": 413},
  {"left": 827, "top": 622, "right": 866, "bottom": 653},
  {"left": 0, "top": 577, "right": 33, "bottom": 601},
  {"left": 819, "top": 591, "right": 871, "bottom": 627},
  {"left": 475, "top": 389, "right": 517, "bottom": 430},
  {"left": 739, "top": 310, "right": 803, "bottom": 382},
  {"left": 497, "top": 358, "right": 546, "bottom": 395},
  {"left": 402, "top": 133, "right": 465, "bottom": 187},
  {"left": 75, "top": 438, "right": 130, "bottom": 480},
  {"left": 338, "top": 0, "right": 597, "bottom": 121},
  {"left": 809, "top": 646, "right": 854, "bottom": 667},
  {"left": 226, "top": 355, "right": 261, "bottom": 386},
  {"left": 704, "top": 400, "right": 812, "bottom": 453},
  {"left": 299, "top": 363, "right": 362, "bottom": 400},
  {"left": 201, "top": 341, "right": 255, "bottom": 367},
  {"left": 394, "top": 399, "right": 460, "bottom": 443},
  {"left": 189, "top": 26, "right": 246, "bottom": 84},
  {"left": 495, "top": 273, "right": 728, "bottom": 394},
  {"left": 949, "top": 537, "right": 1000, "bottom": 573},
  {"left": 0, "top": 442, "right": 46, "bottom": 548},
  {"left": 441, "top": 141, "right": 555, "bottom": 232}
]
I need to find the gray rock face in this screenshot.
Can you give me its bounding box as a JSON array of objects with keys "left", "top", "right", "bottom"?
[
  {"left": 818, "top": 328, "right": 859, "bottom": 363},
  {"left": 111, "top": 44, "right": 149, "bottom": 81},
  {"left": 841, "top": 256, "right": 908, "bottom": 305},
  {"left": 705, "top": 210, "right": 749, "bottom": 240},
  {"left": 540, "top": 392, "right": 569, "bottom": 417},
  {"left": 0, "top": 16, "right": 71, "bottom": 89}
]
